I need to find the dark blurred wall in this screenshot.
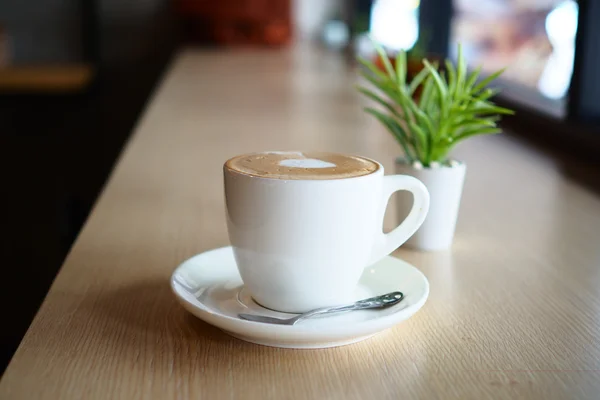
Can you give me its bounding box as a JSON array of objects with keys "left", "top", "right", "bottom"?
[
  {"left": 0, "top": 0, "right": 179, "bottom": 374},
  {"left": 100, "top": 0, "right": 178, "bottom": 66},
  {"left": 0, "top": 0, "right": 176, "bottom": 65},
  {"left": 0, "top": 0, "right": 84, "bottom": 63}
]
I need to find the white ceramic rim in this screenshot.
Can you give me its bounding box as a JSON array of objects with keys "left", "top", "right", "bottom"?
[{"left": 395, "top": 157, "right": 466, "bottom": 168}]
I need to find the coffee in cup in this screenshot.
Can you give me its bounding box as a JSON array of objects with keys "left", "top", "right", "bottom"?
[{"left": 225, "top": 151, "right": 379, "bottom": 180}]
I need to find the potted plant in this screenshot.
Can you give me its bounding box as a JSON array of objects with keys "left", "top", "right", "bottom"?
[{"left": 357, "top": 42, "right": 514, "bottom": 251}]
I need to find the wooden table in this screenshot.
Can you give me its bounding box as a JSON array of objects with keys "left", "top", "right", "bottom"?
[{"left": 2, "top": 47, "right": 600, "bottom": 399}]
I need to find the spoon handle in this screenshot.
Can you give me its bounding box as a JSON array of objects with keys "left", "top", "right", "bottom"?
[{"left": 295, "top": 291, "right": 404, "bottom": 323}]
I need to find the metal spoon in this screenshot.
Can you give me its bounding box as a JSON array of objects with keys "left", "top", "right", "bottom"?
[{"left": 238, "top": 291, "right": 404, "bottom": 325}]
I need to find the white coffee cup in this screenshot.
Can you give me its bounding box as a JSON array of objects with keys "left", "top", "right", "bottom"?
[{"left": 224, "top": 155, "right": 429, "bottom": 313}]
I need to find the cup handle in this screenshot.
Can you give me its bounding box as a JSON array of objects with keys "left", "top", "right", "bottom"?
[{"left": 369, "top": 175, "right": 430, "bottom": 264}]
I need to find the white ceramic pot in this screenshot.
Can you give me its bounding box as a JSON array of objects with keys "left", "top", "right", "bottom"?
[{"left": 395, "top": 159, "right": 466, "bottom": 251}]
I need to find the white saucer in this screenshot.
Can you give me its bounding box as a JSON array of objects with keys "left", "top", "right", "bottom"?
[{"left": 171, "top": 246, "right": 429, "bottom": 349}]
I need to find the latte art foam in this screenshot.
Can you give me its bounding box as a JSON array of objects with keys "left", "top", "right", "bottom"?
[
  {"left": 225, "top": 151, "right": 379, "bottom": 180},
  {"left": 278, "top": 158, "right": 336, "bottom": 168}
]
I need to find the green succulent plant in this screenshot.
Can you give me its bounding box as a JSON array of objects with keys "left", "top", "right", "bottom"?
[{"left": 357, "top": 42, "right": 514, "bottom": 167}]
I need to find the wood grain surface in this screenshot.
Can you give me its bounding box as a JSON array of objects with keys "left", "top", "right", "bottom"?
[{"left": 2, "top": 47, "right": 600, "bottom": 400}]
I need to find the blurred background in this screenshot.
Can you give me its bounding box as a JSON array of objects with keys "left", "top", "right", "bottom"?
[{"left": 1, "top": 0, "right": 598, "bottom": 373}]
